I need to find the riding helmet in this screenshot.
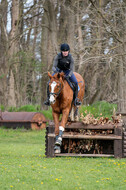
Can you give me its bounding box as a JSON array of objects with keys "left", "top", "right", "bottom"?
[{"left": 60, "top": 43, "right": 70, "bottom": 51}]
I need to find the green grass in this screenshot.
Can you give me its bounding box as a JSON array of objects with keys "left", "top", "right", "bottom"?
[
  {"left": 80, "top": 101, "right": 117, "bottom": 120},
  {"left": 0, "top": 101, "right": 117, "bottom": 121},
  {"left": 7, "top": 105, "right": 41, "bottom": 112},
  {"left": 0, "top": 128, "right": 126, "bottom": 190}
]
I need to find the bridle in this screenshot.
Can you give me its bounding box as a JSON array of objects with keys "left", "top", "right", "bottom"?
[{"left": 49, "top": 81, "right": 64, "bottom": 98}]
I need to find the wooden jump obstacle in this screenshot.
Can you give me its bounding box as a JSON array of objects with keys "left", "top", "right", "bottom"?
[{"left": 45, "top": 120, "right": 125, "bottom": 158}]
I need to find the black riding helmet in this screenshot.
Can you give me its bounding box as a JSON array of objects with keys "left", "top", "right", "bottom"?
[{"left": 60, "top": 43, "right": 70, "bottom": 51}]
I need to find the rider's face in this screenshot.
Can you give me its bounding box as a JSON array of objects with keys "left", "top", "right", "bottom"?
[{"left": 62, "top": 51, "right": 69, "bottom": 57}]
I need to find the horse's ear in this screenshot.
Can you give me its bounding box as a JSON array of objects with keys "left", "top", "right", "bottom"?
[{"left": 48, "top": 72, "right": 52, "bottom": 79}]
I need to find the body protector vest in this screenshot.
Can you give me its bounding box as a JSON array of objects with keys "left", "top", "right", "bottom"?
[{"left": 57, "top": 53, "right": 71, "bottom": 70}]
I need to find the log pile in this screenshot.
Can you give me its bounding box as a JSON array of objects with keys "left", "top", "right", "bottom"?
[
  {"left": 62, "top": 139, "right": 113, "bottom": 154},
  {"left": 80, "top": 112, "right": 122, "bottom": 125},
  {"left": 60, "top": 113, "right": 122, "bottom": 155}
]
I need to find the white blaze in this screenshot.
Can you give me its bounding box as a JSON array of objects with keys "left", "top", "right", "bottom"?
[{"left": 49, "top": 81, "right": 57, "bottom": 104}]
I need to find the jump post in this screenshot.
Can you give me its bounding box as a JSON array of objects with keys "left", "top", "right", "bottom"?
[{"left": 45, "top": 119, "right": 125, "bottom": 158}]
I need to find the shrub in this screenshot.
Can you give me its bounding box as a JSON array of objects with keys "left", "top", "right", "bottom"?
[{"left": 80, "top": 101, "right": 117, "bottom": 120}]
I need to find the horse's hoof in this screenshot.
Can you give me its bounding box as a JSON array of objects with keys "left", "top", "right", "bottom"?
[
  {"left": 54, "top": 149, "right": 61, "bottom": 154},
  {"left": 54, "top": 145, "right": 61, "bottom": 154}
]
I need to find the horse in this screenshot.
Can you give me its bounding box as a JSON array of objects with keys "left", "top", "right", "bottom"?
[{"left": 48, "top": 71, "right": 85, "bottom": 153}]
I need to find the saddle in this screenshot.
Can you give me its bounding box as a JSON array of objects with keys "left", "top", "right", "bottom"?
[
  {"left": 65, "top": 78, "right": 80, "bottom": 100},
  {"left": 65, "top": 78, "right": 75, "bottom": 90}
]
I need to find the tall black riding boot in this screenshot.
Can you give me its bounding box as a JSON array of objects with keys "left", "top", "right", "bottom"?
[
  {"left": 44, "top": 83, "right": 50, "bottom": 106},
  {"left": 74, "top": 84, "right": 81, "bottom": 106}
]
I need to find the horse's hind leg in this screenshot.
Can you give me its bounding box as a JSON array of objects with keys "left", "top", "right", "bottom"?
[
  {"left": 69, "top": 106, "right": 74, "bottom": 121},
  {"left": 74, "top": 107, "right": 79, "bottom": 121}
]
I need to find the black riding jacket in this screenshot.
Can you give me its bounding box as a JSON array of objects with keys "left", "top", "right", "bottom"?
[{"left": 52, "top": 53, "right": 74, "bottom": 77}]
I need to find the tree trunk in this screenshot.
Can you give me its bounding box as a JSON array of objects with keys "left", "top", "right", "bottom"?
[
  {"left": 117, "top": 42, "right": 126, "bottom": 112},
  {"left": 59, "top": 0, "right": 75, "bottom": 52},
  {"left": 0, "top": 0, "right": 8, "bottom": 106},
  {"left": 117, "top": 1, "right": 126, "bottom": 112},
  {"left": 7, "top": 0, "right": 20, "bottom": 107},
  {"left": 41, "top": 0, "right": 58, "bottom": 109},
  {"left": 66, "top": 0, "right": 75, "bottom": 53},
  {"left": 76, "top": 0, "right": 85, "bottom": 73}
]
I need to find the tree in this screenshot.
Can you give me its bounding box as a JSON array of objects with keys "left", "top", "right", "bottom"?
[
  {"left": 7, "top": 0, "right": 22, "bottom": 107},
  {"left": 0, "top": 0, "right": 8, "bottom": 106},
  {"left": 0, "top": 0, "right": 126, "bottom": 110},
  {"left": 89, "top": 0, "right": 126, "bottom": 111}
]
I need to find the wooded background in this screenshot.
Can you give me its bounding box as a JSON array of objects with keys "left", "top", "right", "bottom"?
[{"left": 0, "top": 0, "right": 126, "bottom": 112}]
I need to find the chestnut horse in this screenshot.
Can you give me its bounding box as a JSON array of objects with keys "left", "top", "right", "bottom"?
[{"left": 48, "top": 72, "right": 85, "bottom": 153}]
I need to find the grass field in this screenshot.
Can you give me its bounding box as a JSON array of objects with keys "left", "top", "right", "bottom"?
[{"left": 0, "top": 128, "right": 126, "bottom": 190}]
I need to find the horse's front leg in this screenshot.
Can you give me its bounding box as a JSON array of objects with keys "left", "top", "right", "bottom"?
[
  {"left": 55, "top": 108, "right": 70, "bottom": 146},
  {"left": 52, "top": 112, "right": 61, "bottom": 153},
  {"left": 60, "top": 108, "right": 70, "bottom": 128},
  {"left": 52, "top": 112, "right": 60, "bottom": 136}
]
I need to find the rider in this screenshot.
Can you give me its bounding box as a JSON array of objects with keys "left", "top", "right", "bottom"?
[{"left": 44, "top": 43, "right": 81, "bottom": 106}]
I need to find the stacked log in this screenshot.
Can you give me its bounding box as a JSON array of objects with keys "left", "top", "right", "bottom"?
[
  {"left": 61, "top": 139, "right": 113, "bottom": 155},
  {"left": 80, "top": 112, "right": 122, "bottom": 125}
]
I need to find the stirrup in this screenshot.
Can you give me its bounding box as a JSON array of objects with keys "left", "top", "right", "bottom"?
[
  {"left": 44, "top": 99, "right": 50, "bottom": 106},
  {"left": 74, "top": 98, "right": 81, "bottom": 106}
]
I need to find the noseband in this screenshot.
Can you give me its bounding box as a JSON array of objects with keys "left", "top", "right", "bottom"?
[{"left": 49, "top": 81, "right": 64, "bottom": 98}]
